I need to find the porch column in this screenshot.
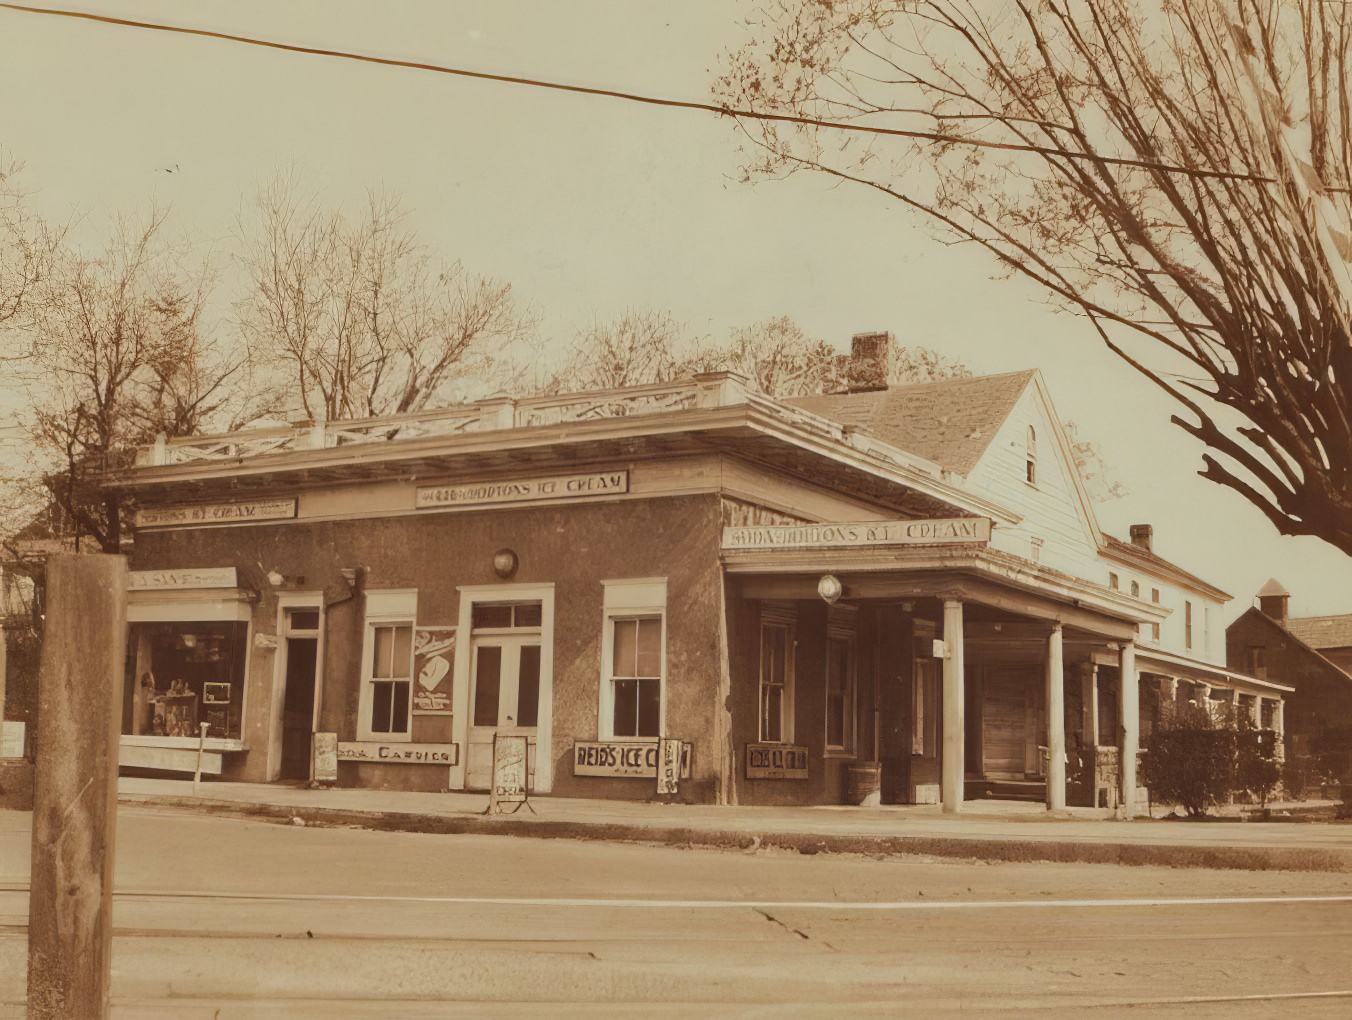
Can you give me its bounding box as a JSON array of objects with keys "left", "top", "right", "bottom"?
[
  {"left": 941, "top": 598, "right": 965, "bottom": 814},
  {"left": 1119, "top": 640, "right": 1139, "bottom": 818},
  {"left": 1273, "top": 699, "right": 1286, "bottom": 760},
  {"left": 1081, "top": 663, "right": 1100, "bottom": 746},
  {"left": 1046, "top": 624, "right": 1066, "bottom": 811}
]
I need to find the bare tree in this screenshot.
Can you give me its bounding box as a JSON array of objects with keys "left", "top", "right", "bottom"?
[
  {"left": 0, "top": 153, "right": 52, "bottom": 332},
  {"left": 13, "top": 210, "right": 240, "bottom": 552},
  {"left": 717, "top": 1, "right": 1352, "bottom": 552},
  {"left": 236, "top": 177, "right": 530, "bottom": 421},
  {"left": 546, "top": 309, "right": 691, "bottom": 392},
  {"left": 544, "top": 311, "right": 971, "bottom": 396}
]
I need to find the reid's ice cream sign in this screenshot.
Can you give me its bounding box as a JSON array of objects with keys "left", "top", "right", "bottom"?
[{"left": 722, "top": 517, "right": 991, "bottom": 550}]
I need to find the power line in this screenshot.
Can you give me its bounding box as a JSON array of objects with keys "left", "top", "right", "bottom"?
[{"left": 0, "top": 1, "right": 1298, "bottom": 187}]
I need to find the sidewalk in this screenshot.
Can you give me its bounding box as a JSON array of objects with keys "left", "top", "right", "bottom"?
[{"left": 117, "top": 777, "right": 1352, "bottom": 872}]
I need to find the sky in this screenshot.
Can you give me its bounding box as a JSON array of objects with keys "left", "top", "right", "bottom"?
[{"left": 0, "top": 0, "right": 1349, "bottom": 622}]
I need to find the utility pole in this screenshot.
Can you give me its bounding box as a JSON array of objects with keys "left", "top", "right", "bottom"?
[{"left": 26, "top": 554, "right": 127, "bottom": 1019}]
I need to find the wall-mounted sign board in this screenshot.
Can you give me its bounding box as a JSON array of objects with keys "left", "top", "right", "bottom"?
[
  {"left": 722, "top": 517, "right": 992, "bottom": 551},
  {"left": 336, "top": 742, "right": 458, "bottom": 765},
  {"left": 416, "top": 470, "right": 628, "bottom": 509},
  {"left": 412, "top": 628, "right": 456, "bottom": 715},
  {"left": 573, "top": 740, "right": 692, "bottom": 779},
  {"left": 135, "top": 499, "right": 297, "bottom": 529},
  {"left": 656, "top": 738, "right": 683, "bottom": 795},
  {"left": 129, "top": 567, "right": 239, "bottom": 590},
  {"left": 745, "top": 743, "right": 809, "bottom": 780}
]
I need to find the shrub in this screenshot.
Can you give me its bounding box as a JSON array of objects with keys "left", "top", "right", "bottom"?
[
  {"left": 1234, "top": 722, "right": 1282, "bottom": 810},
  {"left": 1143, "top": 704, "right": 1235, "bottom": 817}
]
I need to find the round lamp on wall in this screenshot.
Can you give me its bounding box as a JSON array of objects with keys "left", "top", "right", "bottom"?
[
  {"left": 492, "top": 548, "right": 519, "bottom": 579},
  {"left": 817, "top": 574, "right": 844, "bottom": 604}
]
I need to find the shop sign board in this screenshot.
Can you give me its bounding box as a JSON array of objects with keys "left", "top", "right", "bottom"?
[
  {"left": 413, "top": 628, "right": 456, "bottom": 715},
  {"left": 129, "top": 567, "right": 239, "bottom": 591},
  {"left": 1, "top": 721, "right": 25, "bottom": 759},
  {"left": 312, "top": 732, "right": 338, "bottom": 782},
  {"left": 336, "top": 742, "right": 458, "bottom": 765},
  {"left": 722, "top": 517, "right": 992, "bottom": 551},
  {"left": 135, "top": 499, "right": 297, "bottom": 529},
  {"left": 745, "top": 743, "right": 810, "bottom": 780},
  {"left": 573, "top": 740, "right": 692, "bottom": 779},
  {"left": 416, "top": 470, "right": 628, "bottom": 509},
  {"left": 656, "top": 738, "right": 683, "bottom": 795},
  {"left": 491, "top": 734, "right": 529, "bottom": 805}
]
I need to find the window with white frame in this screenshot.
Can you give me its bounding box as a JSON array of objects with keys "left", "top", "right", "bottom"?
[
  {"left": 600, "top": 579, "right": 666, "bottom": 740},
  {"left": 760, "top": 603, "right": 796, "bottom": 743},
  {"left": 358, "top": 590, "right": 417, "bottom": 741},
  {"left": 1025, "top": 425, "right": 1038, "bottom": 485},
  {"left": 824, "top": 607, "right": 857, "bottom": 754}
]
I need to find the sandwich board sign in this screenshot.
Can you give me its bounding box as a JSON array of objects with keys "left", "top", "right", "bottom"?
[{"left": 488, "top": 733, "right": 531, "bottom": 814}]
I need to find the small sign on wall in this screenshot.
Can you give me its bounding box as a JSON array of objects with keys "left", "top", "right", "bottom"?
[
  {"left": 1, "top": 721, "right": 26, "bottom": 759},
  {"left": 135, "top": 499, "right": 297, "bottom": 529},
  {"left": 745, "top": 743, "right": 809, "bottom": 780},
  {"left": 656, "top": 738, "right": 683, "bottom": 795},
  {"left": 336, "top": 742, "right": 459, "bottom": 765},
  {"left": 413, "top": 628, "right": 456, "bottom": 715},
  {"left": 313, "top": 732, "right": 338, "bottom": 783}
]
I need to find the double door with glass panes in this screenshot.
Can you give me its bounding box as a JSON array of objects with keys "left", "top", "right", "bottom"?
[{"left": 466, "top": 635, "right": 542, "bottom": 790}]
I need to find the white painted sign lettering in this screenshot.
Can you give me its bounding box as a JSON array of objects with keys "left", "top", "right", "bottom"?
[
  {"left": 416, "top": 470, "right": 629, "bottom": 509},
  {"left": 573, "top": 740, "right": 692, "bottom": 778},
  {"left": 336, "top": 742, "right": 459, "bottom": 765},
  {"left": 745, "top": 743, "right": 810, "bottom": 780},
  {"left": 135, "top": 499, "right": 297, "bottom": 529},
  {"left": 722, "top": 517, "right": 991, "bottom": 551},
  {"left": 128, "top": 567, "right": 239, "bottom": 591}
]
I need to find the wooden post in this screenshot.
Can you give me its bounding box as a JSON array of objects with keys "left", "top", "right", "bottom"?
[
  {"left": 1119, "top": 640, "right": 1139, "bottom": 819},
  {"left": 27, "top": 554, "right": 127, "bottom": 1020},
  {"left": 941, "top": 599, "right": 965, "bottom": 814},
  {"left": 1045, "top": 624, "right": 1066, "bottom": 811}
]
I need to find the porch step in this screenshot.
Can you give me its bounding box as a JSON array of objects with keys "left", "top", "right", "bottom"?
[{"left": 966, "top": 778, "right": 1046, "bottom": 803}]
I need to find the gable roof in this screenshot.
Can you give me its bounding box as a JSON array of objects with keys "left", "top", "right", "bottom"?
[
  {"left": 1286, "top": 614, "right": 1352, "bottom": 650},
  {"left": 1231, "top": 607, "right": 1352, "bottom": 681},
  {"left": 1099, "top": 533, "right": 1232, "bottom": 601},
  {"left": 787, "top": 370, "right": 1036, "bottom": 476}
]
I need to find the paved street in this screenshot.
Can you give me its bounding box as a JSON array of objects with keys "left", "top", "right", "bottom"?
[{"left": 4, "top": 806, "right": 1352, "bottom": 1016}]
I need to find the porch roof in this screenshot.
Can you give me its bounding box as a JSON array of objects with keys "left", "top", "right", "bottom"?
[{"left": 724, "top": 543, "right": 1166, "bottom": 640}]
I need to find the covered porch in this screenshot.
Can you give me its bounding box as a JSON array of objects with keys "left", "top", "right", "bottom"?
[{"left": 724, "top": 538, "right": 1166, "bottom": 815}]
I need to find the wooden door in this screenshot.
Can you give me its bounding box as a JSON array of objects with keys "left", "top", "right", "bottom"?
[
  {"left": 982, "top": 669, "right": 1031, "bottom": 779},
  {"left": 466, "top": 636, "right": 541, "bottom": 790}
]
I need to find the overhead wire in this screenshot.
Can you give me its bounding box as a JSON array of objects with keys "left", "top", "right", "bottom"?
[{"left": 0, "top": 2, "right": 1299, "bottom": 188}]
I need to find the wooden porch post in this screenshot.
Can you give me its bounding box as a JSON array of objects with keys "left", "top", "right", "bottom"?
[
  {"left": 1046, "top": 623, "right": 1066, "bottom": 811},
  {"left": 1081, "top": 663, "right": 1100, "bottom": 748},
  {"left": 941, "top": 598, "right": 965, "bottom": 814},
  {"left": 1119, "top": 640, "right": 1139, "bottom": 818}
]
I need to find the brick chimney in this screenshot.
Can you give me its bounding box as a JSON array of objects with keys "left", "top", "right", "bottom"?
[
  {"left": 1129, "top": 524, "right": 1153, "bottom": 552},
  {"left": 1256, "top": 578, "right": 1290, "bottom": 626},
  {"left": 843, "top": 332, "right": 891, "bottom": 393}
]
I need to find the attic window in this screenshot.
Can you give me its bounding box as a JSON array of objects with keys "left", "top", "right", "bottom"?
[
  {"left": 1025, "top": 426, "right": 1037, "bottom": 485},
  {"left": 1109, "top": 572, "right": 1120, "bottom": 590},
  {"left": 1130, "top": 580, "right": 1140, "bottom": 598}
]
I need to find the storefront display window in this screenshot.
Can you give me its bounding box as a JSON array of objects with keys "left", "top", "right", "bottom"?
[{"left": 123, "top": 621, "right": 249, "bottom": 740}]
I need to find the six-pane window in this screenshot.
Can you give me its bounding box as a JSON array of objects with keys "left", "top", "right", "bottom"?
[
  {"left": 610, "top": 616, "right": 661, "bottom": 738},
  {"left": 760, "top": 621, "right": 792, "bottom": 742},
  {"left": 369, "top": 623, "right": 413, "bottom": 734}
]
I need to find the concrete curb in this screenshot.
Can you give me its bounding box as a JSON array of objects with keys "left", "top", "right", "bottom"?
[{"left": 119, "top": 795, "right": 1352, "bottom": 873}]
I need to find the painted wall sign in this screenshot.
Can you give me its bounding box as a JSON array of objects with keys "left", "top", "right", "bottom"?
[
  {"left": 128, "top": 567, "right": 239, "bottom": 591},
  {"left": 1, "top": 721, "right": 25, "bottom": 759},
  {"left": 722, "top": 517, "right": 992, "bottom": 551},
  {"left": 491, "top": 733, "right": 530, "bottom": 805},
  {"left": 312, "top": 732, "right": 338, "bottom": 783},
  {"left": 573, "top": 740, "right": 693, "bottom": 779},
  {"left": 745, "top": 743, "right": 810, "bottom": 780},
  {"left": 413, "top": 627, "right": 456, "bottom": 715},
  {"left": 336, "top": 741, "right": 459, "bottom": 765},
  {"left": 135, "top": 499, "right": 297, "bottom": 529},
  {"left": 416, "top": 470, "right": 629, "bottom": 509}
]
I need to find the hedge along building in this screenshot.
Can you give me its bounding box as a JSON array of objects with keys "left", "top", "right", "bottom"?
[{"left": 106, "top": 334, "right": 1287, "bottom": 813}]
